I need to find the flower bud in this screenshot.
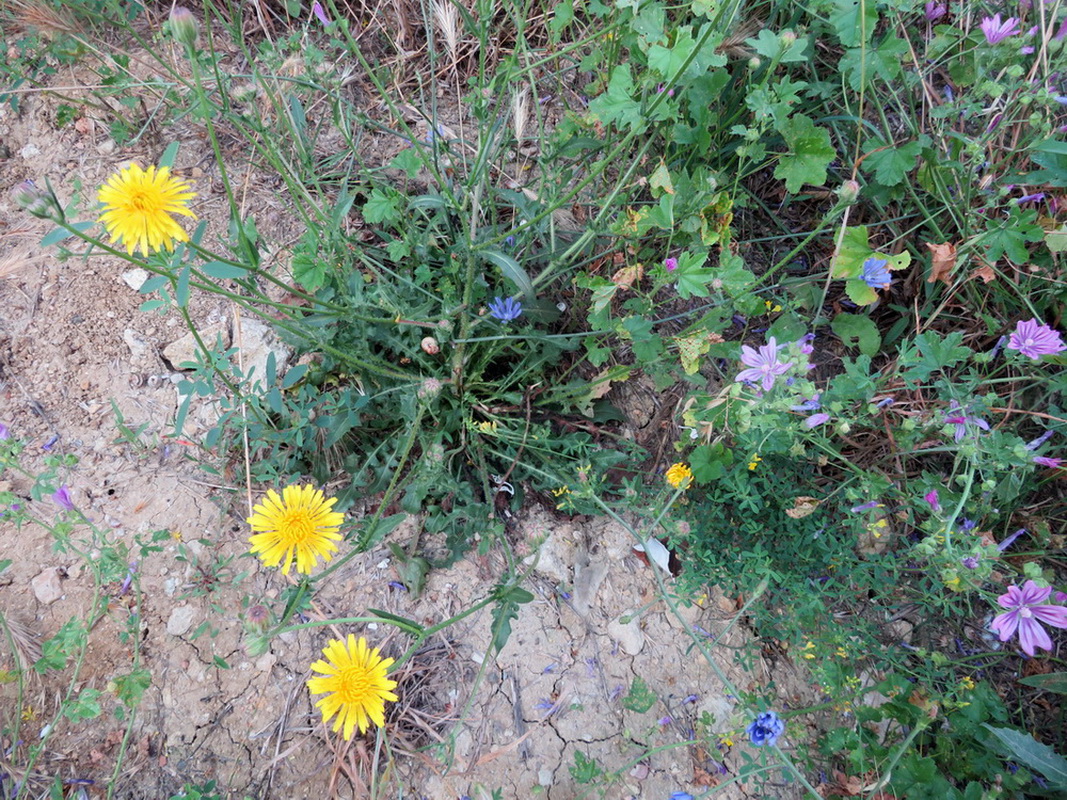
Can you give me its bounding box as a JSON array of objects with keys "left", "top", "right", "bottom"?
[
  {"left": 11, "top": 180, "right": 62, "bottom": 221},
  {"left": 420, "top": 336, "right": 440, "bottom": 355},
  {"left": 747, "top": 56, "right": 761, "bottom": 71},
  {"left": 417, "top": 377, "right": 442, "bottom": 400},
  {"left": 169, "top": 6, "right": 199, "bottom": 49},
  {"left": 780, "top": 30, "right": 797, "bottom": 46},
  {"left": 837, "top": 179, "right": 861, "bottom": 205}
]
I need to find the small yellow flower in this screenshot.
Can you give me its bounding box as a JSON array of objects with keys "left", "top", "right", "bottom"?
[
  {"left": 764, "top": 300, "right": 782, "bottom": 313},
  {"left": 476, "top": 420, "right": 498, "bottom": 434},
  {"left": 836, "top": 646, "right": 848, "bottom": 659},
  {"left": 800, "top": 641, "right": 816, "bottom": 660},
  {"left": 665, "top": 462, "right": 693, "bottom": 490},
  {"left": 21, "top": 705, "right": 37, "bottom": 722},
  {"left": 170, "top": 529, "right": 184, "bottom": 541},
  {"left": 748, "top": 454, "right": 762, "bottom": 471},
  {"left": 307, "top": 635, "right": 398, "bottom": 739},
  {"left": 248, "top": 484, "right": 344, "bottom": 575},
  {"left": 98, "top": 163, "right": 196, "bottom": 256},
  {"left": 960, "top": 676, "right": 976, "bottom": 691},
  {"left": 719, "top": 735, "right": 734, "bottom": 748}
]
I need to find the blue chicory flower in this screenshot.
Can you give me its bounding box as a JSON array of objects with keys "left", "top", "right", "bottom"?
[
  {"left": 860, "top": 256, "right": 892, "bottom": 289},
  {"left": 746, "top": 710, "right": 785, "bottom": 747},
  {"left": 487, "top": 296, "right": 522, "bottom": 322}
]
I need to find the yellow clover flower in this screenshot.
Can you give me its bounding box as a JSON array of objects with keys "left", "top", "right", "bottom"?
[
  {"left": 98, "top": 163, "right": 196, "bottom": 256},
  {"left": 308, "top": 635, "right": 398, "bottom": 739},
  {"left": 665, "top": 462, "right": 693, "bottom": 489},
  {"left": 248, "top": 484, "right": 344, "bottom": 575}
]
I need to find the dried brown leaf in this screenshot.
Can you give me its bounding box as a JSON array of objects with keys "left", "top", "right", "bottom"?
[
  {"left": 971, "top": 264, "right": 996, "bottom": 283},
  {"left": 611, "top": 263, "right": 644, "bottom": 291},
  {"left": 785, "top": 496, "right": 821, "bottom": 519},
  {"left": 926, "top": 241, "right": 957, "bottom": 284}
]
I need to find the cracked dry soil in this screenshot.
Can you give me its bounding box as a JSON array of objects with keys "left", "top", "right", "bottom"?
[{"left": 0, "top": 81, "right": 812, "bottom": 799}]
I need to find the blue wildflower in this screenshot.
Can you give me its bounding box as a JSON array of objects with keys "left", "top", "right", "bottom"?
[
  {"left": 860, "top": 257, "right": 892, "bottom": 289},
  {"left": 670, "top": 793, "right": 694, "bottom": 800},
  {"left": 746, "top": 710, "right": 785, "bottom": 747},
  {"left": 487, "top": 296, "right": 522, "bottom": 322}
]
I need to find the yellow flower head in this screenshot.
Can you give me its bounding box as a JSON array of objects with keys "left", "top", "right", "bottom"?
[
  {"left": 308, "top": 635, "right": 399, "bottom": 739},
  {"left": 248, "top": 484, "right": 344, "bottom": 575},
  {"left": 98, "top": 163, "right": 196, "bottom": 256},
  {"left": 665, "top": 462, "right": 693, "bottom": 490},
  {"left": 748, "top": 454, "right": 762, "bottom": 471}
]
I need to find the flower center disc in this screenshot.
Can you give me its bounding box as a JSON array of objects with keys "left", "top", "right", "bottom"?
[
  {"left": 337, "top": 665, "right": 371, "bottom": 702},
  {"left": 281, "top": 509, "right": 314, "bottom": 543}
]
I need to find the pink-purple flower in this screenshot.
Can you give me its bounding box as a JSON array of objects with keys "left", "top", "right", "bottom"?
[
  {"left": 311, "top": 0, "right": 331, "bottom": 25},
  {"left": 664, "top": 257, "right": 678, "bottom": 272},
  {"left": 804, "top": 413, "right": 830, "bottom": 428},
  {"left": 1034, "top": 456, "right": 1063, "bottom": 468},
  {"left": 924, "top": 1, "right": 947, "bottom": 21},
  {"left": 945, "top": 401, "right": 990, "bottom": 442},
  {"left": 980, "top": 14, "right": 1021, "bottom": 44},
  {"left": 990, "top": 580, "right": 1067, "bottom": 656},
  {"left": 924, "top": 490, "right": 941, "bottom": 512},
  {"left": 52, "top": 485, "right": 75, "bottom": 512},
  {"left": 1007, "top": 318, "right": 1066, "bottom": 360},
  {"left": 735, "top": 337, "right": 793, "bottom": 391}
]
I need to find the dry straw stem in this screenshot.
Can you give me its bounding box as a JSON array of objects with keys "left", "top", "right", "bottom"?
[
  {"left": 511, "top": 88, "right": 529, "bottom": 145},
  {"left": 431, "top": 0, "right": 461, "bottom": 62},
  {"left": 6, "top": 0, "right": 79, "bottom": 38},
  {"left": 0, "top": 610, "right": 42, "bottom": 677}
]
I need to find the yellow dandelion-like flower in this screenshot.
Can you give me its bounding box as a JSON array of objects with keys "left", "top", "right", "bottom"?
[
  {"left": 248, "top": 484, "right": 344, "bottom": 575},
  {"left": 97, "top": 163, "right": 196, "bottom": 256},
  {"left": 665, "top": 462, "right": 693, "bottom": 489},
  {"left": 308, "top": 635, "right": 399, "bottom": 739}
]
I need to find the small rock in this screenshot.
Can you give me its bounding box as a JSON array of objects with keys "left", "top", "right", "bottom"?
[
  {"left": 123, "top": 329, "right": 149, "bottom": 360},
  {"left": 237, "top": 318, "right": 292, "bottom": 386},
  {"left": 163, "top": 324, "right": 230, "bottom": 369},
  {"left": 19, "top": 143, "right": 40, "bottom": 159},
  {"left": 121, "top": 268, "right": 150, "bottom": 291},
  {"left": 607, "top": 611, "right": 645, "bottom": 655},
  {"left": 255, "top": 652, "right": 277, "bottom": 673},
  {"left": 538, "top": 768, "right": 554, "bottom": 787},
  {"left": 167, "top": 605, "right": 198, "bottom": 636},
  {"left": 31, "top": 568, "right": 63, "bottom": 604}
]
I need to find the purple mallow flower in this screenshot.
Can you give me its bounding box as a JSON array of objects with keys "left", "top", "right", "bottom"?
[
  {"left": 924, "top": 2, "right": 946, "bottom": 21},
  {"left": 735, "top": 337, "right": 793, "bottom": 391},
  {"left": 998, "top": 529, "right": 1027, "bottom": 552},
  {"left": 924, "top": 490, "right": 941, "bottom": 512},
  {"left": 860, "top": 256, "right": 891, "bottom": 289},
  {"left": 0, "top": 423, "right": 9, "bottom": 440},
  {"left": 945, "top": 401, "right": 990, "bottom": 442},
  {"left": 1006, "top": 318, "right": 1066, "bottom": 360},
  {"left": 664, "top": 257, "right": 678, "bottom": 272},
  {"left": 487, "top": 296, "right": 522, "bottom": 322},
  {"left": 981, "top": 14, "right": 1021, "bottom": 44},
  {"left": 1034, "top": 456, "right": 1063, "bottom": 468},
  {"left": 52, "top": 485, "right": 75, "bottom": 512},
  {"left": 746, "top": 711, "right": 785, "bottom": 747},
  {"left": 311, "top": 1, "right": 331, "bottom": 25},
  {"left": 962, "top": 557, "right": 980, "bottom": 569},
  {"left": 989, "top": 580, "right": 1067, "bottom": 657},
  {"left": 805, "top": 413, "right": 830, "bottom": 428}
]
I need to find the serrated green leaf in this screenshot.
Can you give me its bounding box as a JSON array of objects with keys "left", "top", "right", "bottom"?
[
  {"left": 832, "top": 312, "right": 882, "bottom": 355},
  {"left": 672, "top": 251, "right": 712, "bottom": 299},
  {"left": 861, "top": 137, "right": 924, "bottom": 186},
  {"left": 362, "top": 187, "right": 403, "bottom": 224},
  {"left": 388, "top": 147, "right": 423, "bottom": 178},
  {"left": 588, "top": 65, "right": 645, "bottom": 133},
  {"left": 830, "top": 0, "right": 878, "bottom": 47},
  {"left": 840, "top": 35, "right": 908, "bottom": 90},
  {"left": 648, "top": 28, "right": 697, "bottom": 80},
  {"left": 690, "top": 442, "right": 733, "bottom": 483},
  {"left": 622, "top": 674, "right": 657, "bottom": 713},
  {"left": 774, "top": 114, "right": 835, "bottom": 193},
  {"left": 649, "top": 161, "right": 673, "bottom": 196},
  {"left": 676, "top": 332, "right": 710, "bottom": 374}
]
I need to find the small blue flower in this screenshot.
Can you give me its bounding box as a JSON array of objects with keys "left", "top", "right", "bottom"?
[
  {"left": 487, "top": 296, "right": 522, "bottom": 322},
  {"left": 746, "top": 710, "right": 785, "bottom": 747},
  {"left": 860, "top": 256, "right": 892, "bottom": 289},
  {"left": 670, "top": 793, "right": 694, "bottom": 800}
]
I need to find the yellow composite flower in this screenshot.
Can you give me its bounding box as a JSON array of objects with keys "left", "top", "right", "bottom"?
[
  {"left": 97, "top": 163, "right": 196, "bottom": 256},
  {"left": 248, "top": 484, "right": 344, "bottom": 575},
  {"left": 308, "top": 635, "right": 399, "bottom": 739},
  {"left": 665, "top": 462, "right": 693, "bottom": 490}
]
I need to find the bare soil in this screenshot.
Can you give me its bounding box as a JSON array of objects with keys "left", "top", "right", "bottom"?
[{"left": 0, "top": 58, "right": 813, "bottom": 800}]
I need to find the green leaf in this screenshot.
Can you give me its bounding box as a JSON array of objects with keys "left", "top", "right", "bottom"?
[
  {"left": 830, "top": 0, "right": 878, "bottom": 47},
  {"left": 845, "top": 278, "right": 878, "bottom": 306},
  {"left": 64, "top": 688, "right": 103, "bottom": 722},
  {"left": 1017, "top": 672, "right": 1067, "bottom": 695},
  {"left": 388, "top": 147, "right": 423, "bottom": 178},
  {"left": 672, "top": 251, "right": 712, "bottom": 299},
  {"left": 200, "top": 261, "right": 248, "bottom": 280},
  {"left": 366, "top": 608, "right": 425, "bottom": 636},
  {"left": 570, "top": 750, "right": 603, "bottom": 784},
  {"left": 899, "top": 331, "right": 973, "bottom": 384},
  {"left": 159, "top": 141, "right": 180, "bottom": 169},
  {"left": 588, "top": 65, "right": 645, "bottom": 133},
  {"left": 774, "top": 114, "right": 835, "bottom": 193},
  {"left": 362, "top": 187, "right": 403, "bottom": 224},
  {"left": 112, "top": 668, "right": 152, "bottom": 708},
  {"left": 648, "top": 28, "right": 697, "bottom": 81},
  {"left": 980, "top": 207, "right": 1045, "bottom": 264},
  {"left": 861, "top": 136, "right": 926, "bottom": 186},
  {"left": 746, "top": 29, "right": 809, "bottom": 62},
  {"left": 840, "top": 35, "right": 908, "bottom": 90},
  {"left": 690, "top": 442, "right": 734, "bottom": 483},
  {"left": 676, "top": 332, "right": 710, "bottom": 374},
  {"left": 983, "top": 725, "right": 1067, "bottom": 790},
  {"left": 832, "top": 312, "right": 882, "bottom": 355},
  {"left": 480, "top": 249, "right": 534, "bottom": 300},
  {"left": 291, "top": 251, "right": 327, "bottom": 290},
  {"left": 42, "top": 220, "right": 93, "bottom": 247},
  {"left": 622, "top": 674, "right": 657, "bottom": 713},
  {"left": 176, "top": 264, "right": 191, "bottom": 308}
]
